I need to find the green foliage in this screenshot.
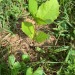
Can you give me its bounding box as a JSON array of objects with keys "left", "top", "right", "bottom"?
[
  {"left": 8, "top": 55, "right": 21, "bottom": 75},
  {"left": 36, "top": 0, "right": 60, "bottom": 24},
  {"left": 26, "top": 67, "right": 44, "bottom": 75},
  {"left": 26, "top": 67, "right": 33, "bottom": 75},
  {"left": 22, "top": 0, "right": 59, "bottom": 42},
  {"left": 2, "top": 54, "right": 44, "bottom": 75},
  {"left": 21, "top": 22, "right": 35, "bottom": 39},
  {"left": 57, "top": 49, "right": 75, "bottom": 75},
  {"left": 8, "top": 55, "right": 16, "bottom": 67},
  {"left": 34, "top": 31, "right": 49, "bottom": 43},
  {"left": 21, "top": 22, "right": 49, "bottom": 42},
  {"left": 33, "top": 67, "right": 44, "bottom": 75},
  {"left": 29, "top": 0, "right": 60, "bottom": 25},
  {"left": 54, "top": 0, "right": 75, "bottom": 41},
  {"left": 22, "top": 54, "right": 30, "bottom": 61},
  {"left": 0, "top": 0, "right": 75, "bottom": 75},
  {"left": 29, "top": 0, "right": 38, "bottom": 16},
  {"left": 35, "top": 47, "right": 45, "bottom": 53},
  {"left": 0, "top": 0, "right": 2, "bottom": 2}
]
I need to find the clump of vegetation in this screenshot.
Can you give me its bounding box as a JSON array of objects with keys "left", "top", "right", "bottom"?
[
  {"left": 0, "top": 0, "right": 26, "bottom": 31},
  {"left": 0, "top": 0, "right": 75, "bottom": 75},
  {"left": 0, "top": 54, "right": 45, "bottom": 75},
  {"left": 21, "top": 0, "right": 60, "bottom": 43}
]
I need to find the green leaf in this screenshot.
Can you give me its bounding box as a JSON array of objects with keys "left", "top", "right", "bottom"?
[
  {"left": 33, "top": 67, "right": 44, "bottom": 75},
  {"left": 22, "top": 54, "right": 30, "bottom": 61},
  {"left": 26, "top": 67, "right": 33, "bottom": 75},
  {"left": 34, "top": 17, "right": 51, "bottom": 25},
  {"left": 13, "top": 62, "right": 21, "bottom": 70},
  {"left": 8, "top": 55, "right": 15, "bottom": 66},
  {"left": 11, "top": 62, "right": 21, "bottom": 75},
  {"left": 34, "top": 31, "right": 49, "bottom": 43},
  {"left": 36, "top": 0, "right": 60, "bottom": 24},
  {"left": 29, "top": 0, "right": 38, "bottom": 16},
  {"left": 21, "top": 22, "right": 35, "bottom": 39}
]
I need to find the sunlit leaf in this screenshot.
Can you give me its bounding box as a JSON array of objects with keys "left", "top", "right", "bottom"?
[
  {"left": 0, "top": 0, "right": 2, "bottom": 2},
  {"left": 34, "top": 31, "right": 49, "bottom": 43},
  {"left": 26, "top": 67, "right": 33, "bottom": 75},
  {"left": 33, "top": 67, "right": 44, "bottom": 75},
  {"left": 36, "top": 0, "right": 60, "bottom": 24},
  {"left": 29, "top": 0, "right": 38, "bottom": 16},
  {"left": 34, "top": 17, "right": 51, "bottom": 25},
  {"left": 13, "top": 62, "right": 21, "bottom": 70},
  {"left": 21, "top": 22, "right": 35, "bottom": 39},
  {"left": 8, "top": 55, "right": 15, "bottom": 66},
  {"left": 22, "top": 54, "right": 30, "bottom": 61}
]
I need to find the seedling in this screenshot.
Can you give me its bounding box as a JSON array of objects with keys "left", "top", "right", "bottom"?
[{"left": 21, "top": 0, "right": 60, "bottom": 43}]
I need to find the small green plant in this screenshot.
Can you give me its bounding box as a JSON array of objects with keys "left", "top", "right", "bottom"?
[
  {"left": 8, "top": 55, "right": 21, "bottom": 75},
  {"left": 21, "top": 0, "right": 60, "bottom": 43},
  {"left": 8, "top": 54, "right": 45, "bottom": 75}
]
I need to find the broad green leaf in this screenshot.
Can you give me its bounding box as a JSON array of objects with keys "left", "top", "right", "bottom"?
[
  {"left": 29, "top": 0, "right": 38, "bottom": 16},
  {"left": 34, "top": 31, "right": 49, "bottom": 43},
  {"left": 21, "top": 22, "right": 35, "bottom": 39},
  {"left": 36, "top": 0, "right": 60, "bottom": 24},
  {"left": 22, "top": 54, "right": 30, "bottom": 61},
  {"left": 33, "top": 67, "right": 44, "bottom": 75},
  {"left": 26, "top": 67, "right": 33, "bottom": 75},
  {"left": 8, "top": 55, "right": 15, "bottom": 66}
]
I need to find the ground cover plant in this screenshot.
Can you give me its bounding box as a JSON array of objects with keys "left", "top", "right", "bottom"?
[
  {"left": 0, "top": 0, "right": 75, "bottom": 75},
  {"left": 21, "top": 0, "right": 59, "bottom": 43}
]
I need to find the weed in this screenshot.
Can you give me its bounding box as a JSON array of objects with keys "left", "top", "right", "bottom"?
[{"left": 21, "top": 0, "right": 60, "bottom": 43}]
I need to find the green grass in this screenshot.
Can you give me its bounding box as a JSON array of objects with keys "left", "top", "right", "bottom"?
[{"left": 0, "top": 0, "right": 26, "bottom": 32}]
